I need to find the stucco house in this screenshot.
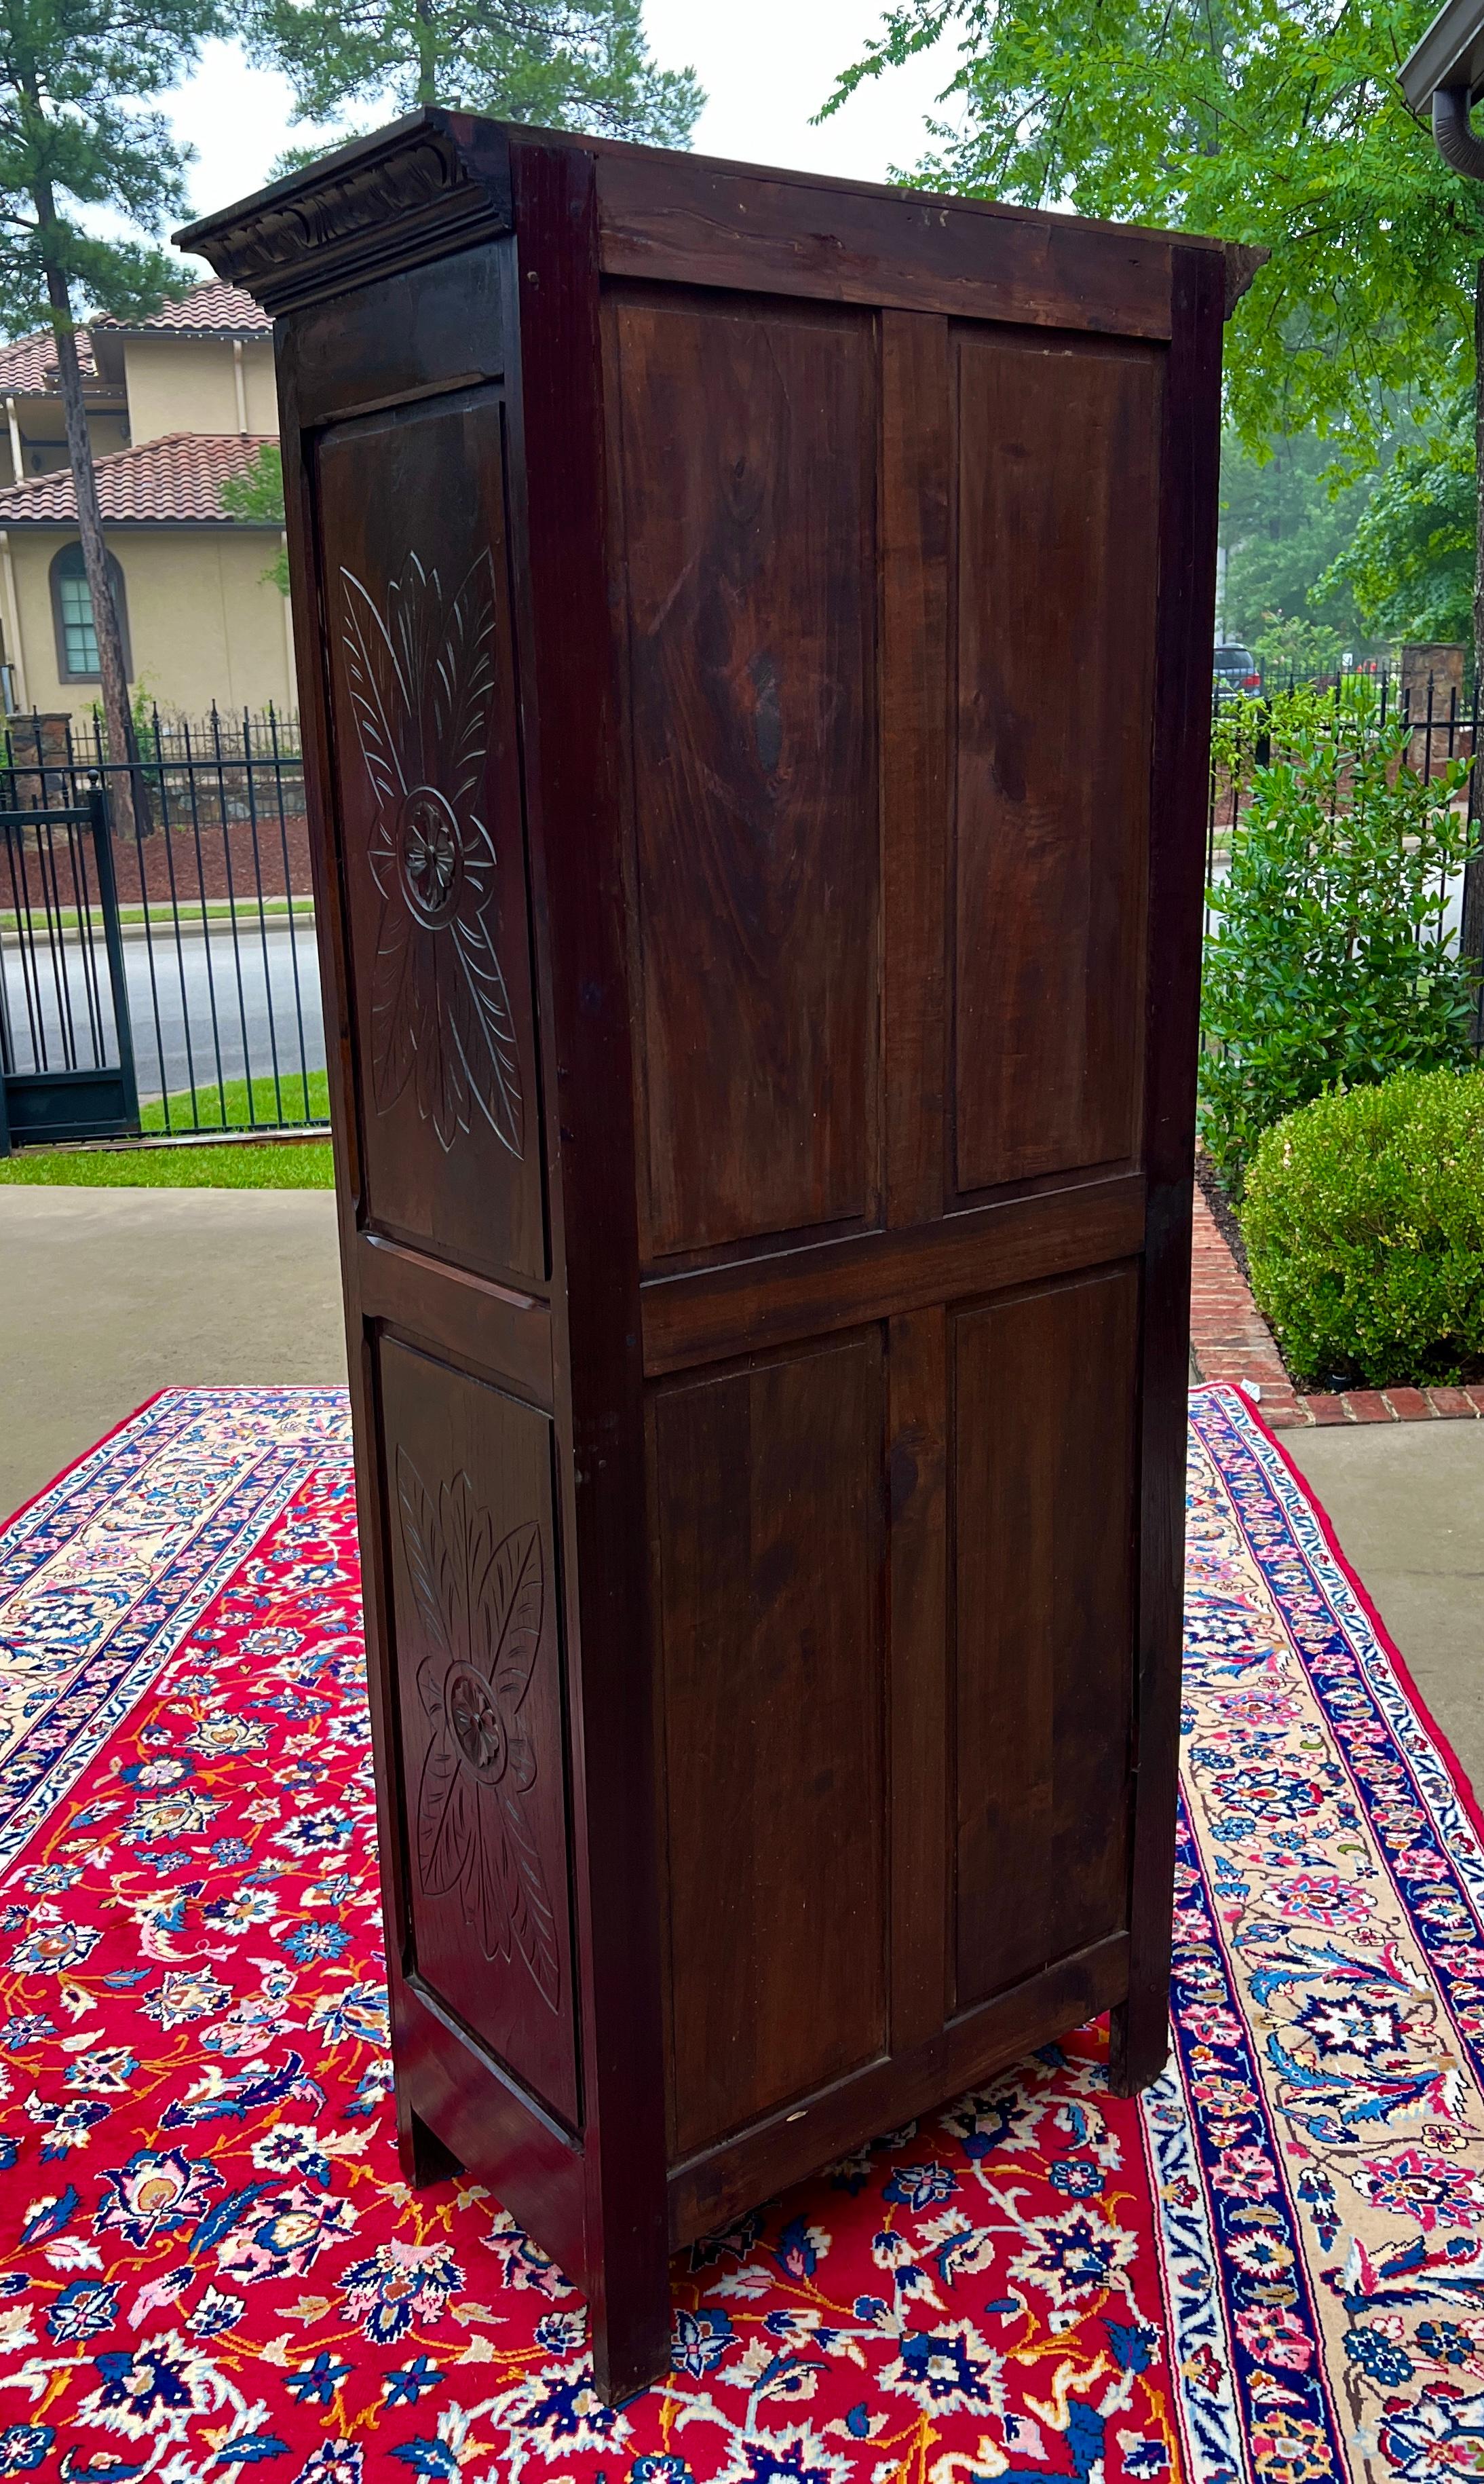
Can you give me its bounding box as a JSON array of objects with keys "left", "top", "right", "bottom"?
[{"left": 0, "top": 282, "right": 294, "bottom": 726}]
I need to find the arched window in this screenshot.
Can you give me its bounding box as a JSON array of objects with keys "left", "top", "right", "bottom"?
[{"left": 49, "top": 540, "right": 131, "bottom": 683}]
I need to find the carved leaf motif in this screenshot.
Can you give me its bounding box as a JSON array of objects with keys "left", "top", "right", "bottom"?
[
  {"left": 444, "top": 912, "right": 522, "bottom": 1158},
  {"left": 370, "top": 903, "right": 418, "bottom": 1119},
  {"left": 397, "top": 1451, "right": 560, "bottom": 2012},
  {"left": 480, "top": 1521, "right": 542, "bottom": 1708},
  {"left": 497, "top": 1784, "right": 561, "bottom": 2010},
  {"left": 434, "top": 560, "right": 499, "bottom": 812},
  {"left": 397, "top": 1448, "right": 453, "bottom": 1661},
  {"left": 415, "top": 1729, "right": 470, "bottom": 1899},
  {"left": 341, "top": 570, "right": 408, "bottom": 819},
  {"left": 338, "top": 552, "right": 525, "bottom": 1160}
]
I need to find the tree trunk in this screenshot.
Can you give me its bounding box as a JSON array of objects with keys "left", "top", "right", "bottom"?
[
  {"left": 36, "top": 204, "right": 134, "bottom": 838},
  {"left": 1467, "top": 255, "right": 1484, "bottom": 1044},
  {"left": 414, "top": 0, "right": 438, "bottom": 104}
]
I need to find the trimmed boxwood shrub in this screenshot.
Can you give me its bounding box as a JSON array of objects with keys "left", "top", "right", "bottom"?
[
  {"left": 1241, "top": 1068, "right": 1484, "bottom": 1389},
  {"left": 1200, "top": 686, "right": 1479, "bottom": 1193}
]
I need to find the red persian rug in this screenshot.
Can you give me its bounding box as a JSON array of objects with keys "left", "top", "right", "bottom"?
[{"left": 0, "top": 1382, "right": 1479, "bottom": 2484}]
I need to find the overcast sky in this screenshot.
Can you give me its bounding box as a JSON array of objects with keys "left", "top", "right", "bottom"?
[{"left": 164, "top": 3, "right": 967, "bottom": 256}]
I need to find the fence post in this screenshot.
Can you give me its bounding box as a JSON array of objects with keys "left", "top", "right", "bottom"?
[{"left": 89, "top": 783, "right": 140, "bottom": 1134}]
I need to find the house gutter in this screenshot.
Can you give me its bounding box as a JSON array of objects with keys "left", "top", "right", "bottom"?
[
  {"left": 233, "top": 339, "right": 248, "bottom": 435},
  {"left": 1432, "top": 84, "right": 1484, "bottom": 176},
  {"left": 1, "top": 529, "right": 29, "bottom": 709},
  {"left": 5, "top": 398, "right": 22, "bottom": 485}
]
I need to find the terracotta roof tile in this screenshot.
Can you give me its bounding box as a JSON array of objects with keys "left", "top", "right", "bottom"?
[
  {"left": 0, "top": 329, "right": 103, "bottom": 394},
  {"left": 94, "top": 280, "right": 270, "bottom": 337},
  {"left": 0, "top": 432, "right": 280, "bottom": 525}
]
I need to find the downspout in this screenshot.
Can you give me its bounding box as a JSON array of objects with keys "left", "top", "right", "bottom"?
[
  {"left": 5, "top": 397, "right": 22, "bottom": 484},
  {"left": 280, "top": 530, "right": 294, "bottom": 703},
  {"left": 1433, "top": 86, "right": 1484, "bottom": 178},
  {"left": 1, "top": 530, "right": 30, "bottom": 711},
  {"left": 233, "top": 339, "right": 248, "bottom": 435}
]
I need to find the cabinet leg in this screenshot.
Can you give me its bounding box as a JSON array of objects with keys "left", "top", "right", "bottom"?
[
  {"left": 590, "top": 2270, "right": 673, "bottom": 2407},
  {"left": 397, "top": 2098, "right": 461, "bottom": 2189},
  {"left": 1107, "top": 1986, "right": 1170, "bottom": 2097}
]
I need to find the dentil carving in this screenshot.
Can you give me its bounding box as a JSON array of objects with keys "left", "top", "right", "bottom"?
[
  {"left": 397, "top": 1447, "right": 559, "bottom": 2010},
  {"left": 339, "top": 551, "right": 524, "bottom": 1157}
]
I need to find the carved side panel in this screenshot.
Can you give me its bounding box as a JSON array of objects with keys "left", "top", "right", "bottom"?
[
  {"left": 379, "top": 1338, "right": 577, "bottom": 2127},
  {"left": 318, "top": 391, "right": 545, "bottom": 1285}
]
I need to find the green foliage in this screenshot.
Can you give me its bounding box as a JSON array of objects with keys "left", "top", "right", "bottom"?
[
  {"left": 1320, "top": 392, "right": 1475, "bottom": 646},
  {"left": 248, "top": 0, "right": 702, "bottom": 145},
  {"left": 1249, "top": 612, "right": 1344, "bottom": 679},
  {"left": 220, "top": 443, "right": 289, "bottom": 593},
  {"left": 824, "top": 1, "right": 1484, "bottom": 467},
  {"left": 1219, "top": 426, "right": 1380, "bottom": 654},
  {"left": 0, "top": 0, "right": 225, "bottom": 339},
  {"left": 1241, "top": 1068, "right": 1484, "bottom": 1386},
  {"left": 1200, "top": 685, "right": 1481, "bottom": 1188}
]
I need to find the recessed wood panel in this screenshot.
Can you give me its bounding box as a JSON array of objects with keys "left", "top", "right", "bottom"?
[
  {"left": 318, "top": 390, "right": 544, "bottom": 1285},
  {"left": 654, "top": 1336, "right": 888, "bottom": 2156},
  {"left": 953, "top": 1266, "right": 1139, "bottom": 2008},
  {"left": 611, "top": 290, "right": 880, "bottom": 1260},
  {"left": 379, "top": 1338, "right": 577, "bottom": 2127},
  {"left": 953, "top": 332, "right": 1160, "bottom": 1193}
]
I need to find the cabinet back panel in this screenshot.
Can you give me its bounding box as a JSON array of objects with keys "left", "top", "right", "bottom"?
[
  {"left": 952, "top": 331, "right": 1160, "bottom": 1194},
  {"left": 953, "top": 1266, "right": 1139, "bottom": 2008},
  {"left": 609, "top": 291, "right": 881, "bottom": 1261},
  {"left": 377, "top": 1338, "right": 579, "bottom": 2128},
  {"left": 317, "top": 392, "right": 545, "bottom": 1285},
  {"left": 654, "top": 1336, "right": 889, "bottom": 2158}
]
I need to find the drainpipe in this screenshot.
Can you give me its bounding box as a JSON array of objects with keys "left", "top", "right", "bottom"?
[
  {"left": 233, "top": 339, "right": 248, "bottom": 436},
  {"left": 280, "top": 530, "right": 295, "bottom": 702},
  {"left": 1433, "top": 85, "right": 1484, "bottom": 176},
  {"left": 5, "top": 398, "right": 22, "bottom": 485},
  {"left": 1, "top": 530, "right": 29, "bottom": 711}
]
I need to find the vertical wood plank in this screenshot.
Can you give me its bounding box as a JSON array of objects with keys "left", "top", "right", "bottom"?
[
  {"left": 1109, "top": 242, "right": 1224, "bottom": 2096},
  {"left": 887, "top": 1306, "right": 949, "bottom": 2050},
  {"left": 881, "top": 312, "right": 950, "bottom": 1230},
  {"left": 953, "top": 1269, "right": 1139, "bottom": 2010},
  {"left": 507, "top": 135, "right": 670, "bottom": 2395}
]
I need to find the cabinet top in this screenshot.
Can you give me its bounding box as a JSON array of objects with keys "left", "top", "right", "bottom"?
[{"left": 178, "top": 105, "right": 1247, "bottom": 339}]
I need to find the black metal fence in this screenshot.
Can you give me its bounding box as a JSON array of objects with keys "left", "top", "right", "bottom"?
[
  {"left": 0, "top": 706, "right": 326, "bottom": 1140},
  {"left": 1206, "top": 666, "right": 1484, "bottom": 996}
]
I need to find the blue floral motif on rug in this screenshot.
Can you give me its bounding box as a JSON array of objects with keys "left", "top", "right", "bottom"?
[{"left": 0, "top": 1380, "right": 1474, "bottom": 2483}]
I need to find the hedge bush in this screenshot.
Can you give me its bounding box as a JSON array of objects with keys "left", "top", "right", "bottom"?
[
  {"left": 1241, "top": 1068, "right": 1484, "bottom": 1389},
  {"left": 1200, "top": 685, "right": 1480, "bottom": 1192}
]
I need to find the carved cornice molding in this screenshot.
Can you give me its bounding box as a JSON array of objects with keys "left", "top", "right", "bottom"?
[{"left": 177, "top": 111, "right": 514, "bottom": 318}]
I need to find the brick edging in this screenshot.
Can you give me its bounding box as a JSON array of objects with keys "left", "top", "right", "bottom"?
[{"left": 1188, "top": 1190, "right": 1484, "bottom": 1429}]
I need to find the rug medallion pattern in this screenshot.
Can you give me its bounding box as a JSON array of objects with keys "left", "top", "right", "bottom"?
[{"left": 0, "top": 1383, "right": 1475, "bottom": 2483}]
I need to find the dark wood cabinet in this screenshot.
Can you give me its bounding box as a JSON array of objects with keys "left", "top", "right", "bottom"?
[{"left": 183, "top": 111, "right": 1227, "bottom": 2403}]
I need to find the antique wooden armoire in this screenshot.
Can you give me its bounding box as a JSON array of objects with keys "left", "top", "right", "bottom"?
[{"left": 183, "top": 112, "right": 1228, "bottom": 2401}]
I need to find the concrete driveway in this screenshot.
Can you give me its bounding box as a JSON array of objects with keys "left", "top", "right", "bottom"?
[
  {"left": 1285, "top": 1418, "right": 1484, "bottom": 1794},
  {"left": 0, "top": 1186, "right": 346, "bottom": 1520},
  {"left": 2, "top": 1190, "right": 1479, "bottom": 1809}
]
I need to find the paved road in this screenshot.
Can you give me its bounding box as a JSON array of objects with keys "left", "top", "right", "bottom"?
[
  {"left": 0, "top": 1187, "right": 345, "bottom": 1520},
  {"left": 1, "top": 920, "right": 325, "bottom": 1108}
]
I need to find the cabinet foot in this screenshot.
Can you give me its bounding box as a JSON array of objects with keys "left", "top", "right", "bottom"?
[
  {"left": 398, "top": 2101, "right": 461, "bottom": 2189},
  {"left": 1107, "top": 1991, "right": 1170, "bottom": 2097},
  {"left": 590, "top": 2280, "right": 672, "bottom": 2407}
]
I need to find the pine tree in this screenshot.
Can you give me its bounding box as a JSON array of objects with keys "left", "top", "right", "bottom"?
[
  {"left": 0, "top": 0, "right": 227, "bottom": 796},
  {"left": 250, "top": 0, "right": 703, "bottom": 149}
]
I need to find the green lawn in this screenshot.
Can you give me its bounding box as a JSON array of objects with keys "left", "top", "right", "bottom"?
[
  {"left": 0, "top": 1136, "right": 334, "bottom": 1188},
  {"left": 0, "top": 1070, "right": 335, "bottom": 1185},
  {"left": 140, "top": 1070, "right": 330, "bottom": 1133}
]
